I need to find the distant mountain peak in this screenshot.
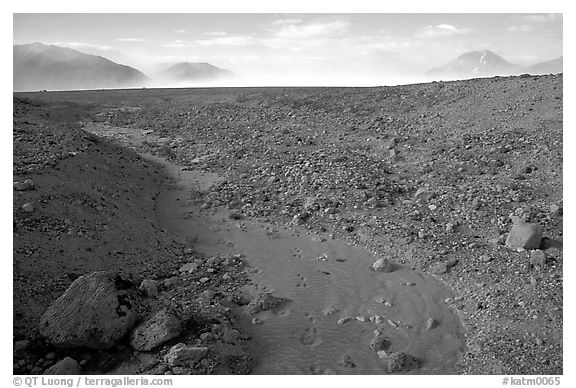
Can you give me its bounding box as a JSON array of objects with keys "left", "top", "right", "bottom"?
[
  {"left": 13, "top": 43, "right": 148, "bottom": 91},
  {"left": 427, "top": 49, "right": 522, "bottom": 79},
  {"left": 157, "top": 62, "right": 234, "bottom": 83}
]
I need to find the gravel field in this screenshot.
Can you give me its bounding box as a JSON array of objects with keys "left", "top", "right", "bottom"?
[{"left": 13, "top": 74, "right": 562, "bottom": 375}]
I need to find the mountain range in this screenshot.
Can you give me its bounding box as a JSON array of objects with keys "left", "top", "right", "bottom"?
[
  {"left": 13, "top": 43, "right": 563, "bottom": 91},
  {"left": 427, "top": 49, "right": 563, "bottom": 79},
  {"left": 14, "top": 43, "right": 148, "bottom": 91},
  {"left": 13, "top": 43, "right": 235, "bottom": 91}
]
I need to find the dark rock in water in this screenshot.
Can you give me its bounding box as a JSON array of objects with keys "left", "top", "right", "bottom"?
[
  {"left": 164, "top": 343, "right": 209, "bottom": 367},
  {"left": 370, "top": 333, "right": 392, "bottom": 352},
  {"left": 425, "top": 317, "right": 438, "bottom": 331},
  {"left": 506, "top": 221, "right": 543, "bottom": 250},
  {"left": 130, "top": 309, "right": 183, "bottom": 351},
  {"left": 39, "top": 271, "right": 140, "bottom": 349},
  {"left": 385, "top": 352, "right": 420, "bottom": 373},
  {"left": 246, "top": 292, "right": 288, "bottom": 315},
  {"left": 43, "top": 357, "right": 81, "bottom": 375},
  {"left": 372, "top": 258, "right": 394, "bottom": 273}
]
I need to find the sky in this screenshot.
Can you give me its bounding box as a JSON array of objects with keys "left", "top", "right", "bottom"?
[{"left": 13, "top": 13, "right": 563, "bottom": 86}]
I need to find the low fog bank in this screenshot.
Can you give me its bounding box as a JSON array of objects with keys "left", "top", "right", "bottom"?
[
  {"left": 147, "top": 73, "right": 437, "bottom": 88},
  {"left": 16, "top": 73, "right": 447, "bottom": 92},
  {"left": 15, "top": 71, "right": 519, "bottom": 93}
]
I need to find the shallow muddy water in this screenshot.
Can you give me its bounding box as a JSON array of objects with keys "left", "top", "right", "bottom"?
[{"left": 150, "top": 156, "right": 465, "bottom": 375}]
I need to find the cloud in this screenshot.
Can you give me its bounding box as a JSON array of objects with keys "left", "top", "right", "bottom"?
[
  {"left": 173, "top": 29, "right": 187, "bottom": 34},
  {"left": 515, "top": 13, "right": 561, "bottom": 24},
  {"left": 194, "top": 35, "right": 253, "bottom": 46},
  {"left": 272, "top": 19, "right": 350, "bottom": 39},
  {"left": 507, "top": 25, "right": 536, "bottom": 33},
  {"left": 163, "top": 40, "right": 186, "bottom": 48},
  {"left": 357, "top": 35, "right": 415, "bottom": 53},
  {"left": 259, "top": 18, "right": 350, "bottom": 51},
  {"left": 203, "top": 32, "right": 228, "bottom": 37},
  {"left": 116, "top": 38, "right": 146, "bottom": 42},
  {"left": 415, "top": 24, "right": 472, "bottom": 39},
  {"left": 163, "top": 34, "right": 253, "bottom": 48},
  {"left": 270, "top": 18, "right": 304, "bottom": 26},
  {"left": 54, "top": 41, "right": 113, "bottom": 51},
  {"left": 507, "top": 14, "right": 562, "bottom": 34}
]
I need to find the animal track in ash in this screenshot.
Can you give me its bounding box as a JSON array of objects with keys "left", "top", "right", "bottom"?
[
  {"left": 304, "top": 312, "right": 318, "bottom": 324},
  {"left": 296, "top": 273, "right": 309, "bottom": 288},
  {"left": 299, "top": 326, "right": 322, "bottom": 347},
  {"left": 293, "top": 247, "right": 304, "bottom": 259}
]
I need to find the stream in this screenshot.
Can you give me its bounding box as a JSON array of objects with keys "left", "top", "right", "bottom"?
[{"left": 147, "top": 154, "right": 466, "bottom": 375}]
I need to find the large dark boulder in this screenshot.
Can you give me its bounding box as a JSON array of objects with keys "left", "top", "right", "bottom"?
[{"left": 39, "top": 271, "right": 140, "bottom": 349}]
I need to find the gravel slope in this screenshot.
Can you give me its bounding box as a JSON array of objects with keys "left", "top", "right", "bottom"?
[
  {"left": 13, "top": 98, "right": 251, "bottom": 374},
  {"left": 14, "top": 74, "right": 563, "bottom": 374}
]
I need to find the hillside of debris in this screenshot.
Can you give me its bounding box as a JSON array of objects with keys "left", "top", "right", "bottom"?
[
  {"left": 13, "top": 97, "right": 252, "bottom": 375},
  {"left": 14, "top": 73, "right": 563, "bottom": 375}
]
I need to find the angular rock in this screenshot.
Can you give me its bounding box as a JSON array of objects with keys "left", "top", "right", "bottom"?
[
  {"left": 164, "top": 343, "right": 209, "bottom": 367},
  {"left": 303, "top": 196, "right": 318, "bottom": 211},
  {"left": 445, "top": 257, "right": 459, "bottom": 269},
  {"left": 43, "top": 357, "right": 81, "bottom": 375},
  {"left": 139, "top": 279, "right": 159, "bottom": 298},
  {"left": 431, "top": 262, "right": 447, "bottom": 275},
  {"left": 222, "top": 329, "right": 241, "bottom": 344},
  {"left": 337, "top": 317, "right": 352, "bottom": 325},
  {"left": 39, "top": 272, "right": 139, "bottom": 349},
  {"left": 506, "top": 221, "right": 543, "bottom": 250},
  {"left": 385, "top": 352, "right": 420, "bottom": 373},
  {"left": 292, "top": 212, "right": 310, "bottom": 226},
  {"left": 425, "top": 317, "right": 438, "bottom": 331},
  {"left": 247, "top": 292, "right": 288, "bottom": 315},
  {"left": 14, "top": 339, "right": 32, "bottom": 352},
  {"left": 372, "top": 258, "right": 394, "bottom": 273},
  {"left": 414, "top": 188, "right": 433, "bottom": 202},
  {"left": 370, "top": 334, "right": 392, "bottom": 352},
  {"left": 529, "top": 250, "right": 547, "bottom": 266},
  {"left": 22, "top": 203, "right": 34, "bottom": 212},
  {"left": 163, "top": 277, "right": 180, "bottom": 288},
  {"left": 179, "top": 263, "right": 197, "bottom": 273},
  {"left": 549, "top": 204, "right": 561, "bottom": 215},
  {"left": 130, "top": 309, "right": 182, "bottom": 351},
  {"left": 14, "top": 179, "right": 35, "bottom": 191}
]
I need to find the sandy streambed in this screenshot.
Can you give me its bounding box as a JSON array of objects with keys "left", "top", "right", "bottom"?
[{"left": 150, "top": 155, "right": 465, "bottom": 375}]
